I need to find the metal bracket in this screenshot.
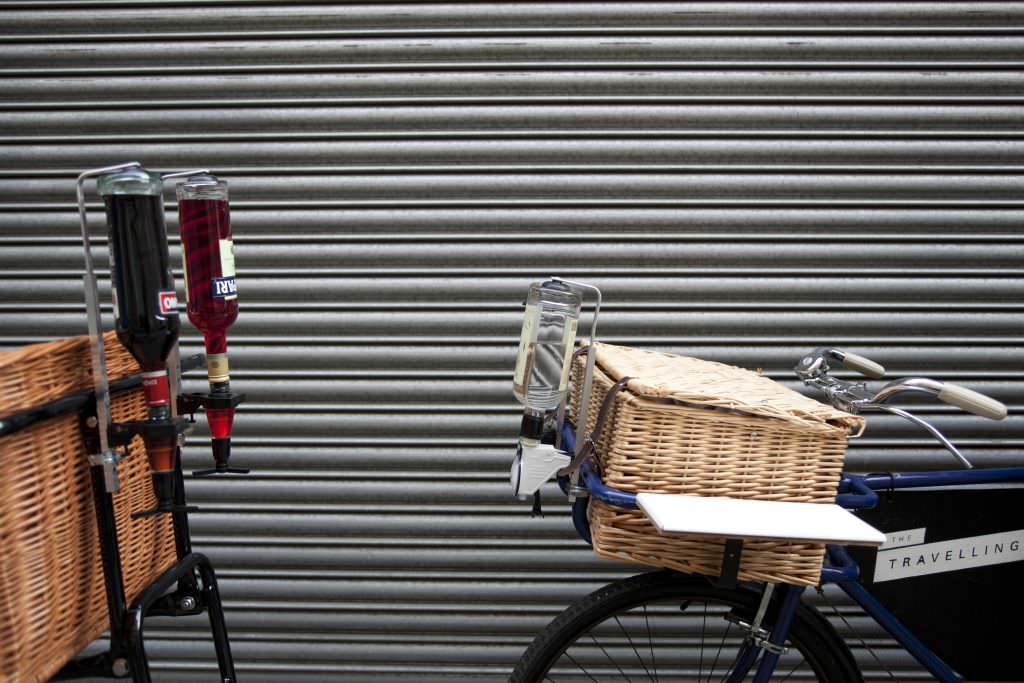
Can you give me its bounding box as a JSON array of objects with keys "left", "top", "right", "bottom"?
[
  {"left": 547, "top": 277, "right": 602, "bottom": 502},
  {"left": 107, "top": 417, "right": 191, "bottom": 449},
  {"left": 77, "top": 161, "right": 145, "bottom": 492},
  {"left": 725, "top": 582, "right": 791, "bottom": 656},
  {"left": 79, "top": 399, "right": 124, "bottom": 492},
  {"left": 716, "top": 538, "right": 744, "bottom": 589},
  {"left": 178, "top": 390, "right": 246, "bottom": 417}
]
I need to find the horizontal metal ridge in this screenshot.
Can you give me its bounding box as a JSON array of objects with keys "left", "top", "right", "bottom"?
[
  {"left": 8, "top": 97, "right": 1024, "bottom": 112},
  {"left": 5, "top": 27, "right": 1024, "bottom": 47},
  {"left": 8, "top": 130, "right": 1024, "bottom": 142},
  {"left": 5, "top": 62, "right": 1024, "bottom": 78}
]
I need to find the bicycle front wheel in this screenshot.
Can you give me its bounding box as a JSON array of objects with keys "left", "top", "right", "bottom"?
[{"left": 511, "top": 570, "right": 861, "bottom": 683}]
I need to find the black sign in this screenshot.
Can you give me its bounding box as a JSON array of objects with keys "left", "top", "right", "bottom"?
[{"left": 849, "top": 486, "right": 1024, "bottom": 680}]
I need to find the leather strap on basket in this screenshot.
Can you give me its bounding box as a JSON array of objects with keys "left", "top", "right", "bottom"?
[{"left": 558, "top": 375, "right": 632, "bottom": 477}]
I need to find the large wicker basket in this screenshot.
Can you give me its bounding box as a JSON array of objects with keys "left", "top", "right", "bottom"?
[
  {"left": 571, "top": 343, "right": 864, "bottom": 586},
  {"left": 0, "top": 332, "right": 177, "bottom": 683}
]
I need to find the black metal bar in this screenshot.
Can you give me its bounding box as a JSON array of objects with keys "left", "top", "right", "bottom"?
[
  {"left": 716, "top": 538, "right": 744, "bottom": 589},
  {"left": 196, "top": 556, "right": 237, "bottom": 683},
  {"left": 126, "top": 553, "right": 237, "bottom": 683},
  {"left": 51, "top": 652, "right": 129, "bottom": 680},
  {"left": 0, "top": 354, "right": 203, "bottom": 438},
  {"left": 172, "top": 450, "right": 193, "bottom": 558}
]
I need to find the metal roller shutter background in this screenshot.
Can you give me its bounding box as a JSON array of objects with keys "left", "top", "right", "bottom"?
[{"left": 1, "top": 2, "right": 1021, "bottom": 680}]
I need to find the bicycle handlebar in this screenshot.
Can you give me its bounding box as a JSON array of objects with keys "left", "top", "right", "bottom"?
[
  {"left": 871, "top": 376, "right": 1007, "bottom": 421},
  {"left": 937, "top": 382, "right": 1008, "bottom": 421},
  {"left": 837, "top": 350, "right": 886, "bottom": 380},
  {"left": 797, "top": 348, "right": 1009, "bottom": 468}
]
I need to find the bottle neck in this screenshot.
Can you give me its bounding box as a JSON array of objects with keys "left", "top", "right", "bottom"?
[
  {"left": 204, "top": 332, "right": 230, "bottom": 391},
  {"left": 519, "top": 408, "right": 546, "bottom": 443}
]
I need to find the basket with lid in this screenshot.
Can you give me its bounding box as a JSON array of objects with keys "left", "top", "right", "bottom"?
[{"left": 570, "top": 342, "right": 864, "bottom": 586}]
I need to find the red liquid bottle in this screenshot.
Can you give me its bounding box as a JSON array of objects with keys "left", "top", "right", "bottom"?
[
  {"left": 176, "top": 174, "right": 244, "bottom": 474},
  {"left": 98, "top": 167, "right": 181, "bottom": 508}
]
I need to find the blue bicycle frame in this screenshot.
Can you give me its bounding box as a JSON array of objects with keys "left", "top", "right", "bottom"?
[{"left": 560, "top": 424, "right": 1024, "bottom": 682}]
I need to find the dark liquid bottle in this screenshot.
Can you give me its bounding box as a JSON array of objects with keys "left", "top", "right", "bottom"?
[
  {"left": 177, "top": 174, "right": 240, "bottom": 472},
  {"left": 99, "top": 168, "right": 179, "bottom": 479}
]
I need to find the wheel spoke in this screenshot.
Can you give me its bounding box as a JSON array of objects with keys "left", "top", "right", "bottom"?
[
  {"left": 718, "top": 641, "right": 758, "bottom": 683},
  {"left": 613, "top": 614, "right": 656, "bottom": 682},
  {"left": 589, "top": 631, "right": 636, "bottom": 683},
  {"left": 706, "top": 618, "right": 732, "bottom": 683},
  {"left": 778, "top": 652, "right": 807, "bottom": 682},
  {"left": 564, "top": 651, "right": 601, "bottom": 683},
  {"left": 698, "top": 601, "right": 707, "bottom": 679},
  {"left": 643, "top": 605, "right": 659, "bottom": 683}
]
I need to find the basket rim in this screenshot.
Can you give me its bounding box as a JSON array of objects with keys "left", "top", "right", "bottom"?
[{"left": 582, "top": 342, "right": 864, "bottom": 435}]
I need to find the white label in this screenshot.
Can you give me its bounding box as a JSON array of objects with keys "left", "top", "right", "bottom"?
[
  {"left": 514, "top": 304, "right": 539, "bottom": 386},
  {"left": 879, "top": 527, "right": 927, "bottom": 550},
  {"left": 219, "top": 239, "right": 236, "bottom": 278},
  {"left": 874, "top": 529, "right": 1024, "bottom": 583},
  {"left": 557, "top": 318, "right": 579, "bottom": 391}
]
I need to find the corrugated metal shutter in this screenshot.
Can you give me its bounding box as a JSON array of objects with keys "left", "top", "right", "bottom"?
[{"left": 1, "top": 2, "right": 1021, "bottom": 680}]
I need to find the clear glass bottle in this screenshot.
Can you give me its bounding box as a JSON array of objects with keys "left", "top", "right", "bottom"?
[{"left": 512, "top": 280, "right": 582, "bottom": 411}]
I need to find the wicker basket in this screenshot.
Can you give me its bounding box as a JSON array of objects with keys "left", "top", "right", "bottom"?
[
  {"left": 0, "top": 333, "right": 177, "bottom": 683},
  {"left": 571, "top": 343, "right": 864, "bottom": 586}
]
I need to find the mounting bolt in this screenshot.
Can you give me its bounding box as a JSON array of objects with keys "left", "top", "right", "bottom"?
[
  {"left": 86, "top": 416, "right": 98, "bottom": 428},
  {"left": 180, "top": 595, "right": 197, "bottom": 611},
  {"left": 111, "top": 658, "right": 129, "bottom": 677}
]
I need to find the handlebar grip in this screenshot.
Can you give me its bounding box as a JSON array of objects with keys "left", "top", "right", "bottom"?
[
  {"left": 938, "top": 383, "right": 1008, "bottom": 420},
  {"left": 840, "top": 351, "right": 886, "bottom": 379}
]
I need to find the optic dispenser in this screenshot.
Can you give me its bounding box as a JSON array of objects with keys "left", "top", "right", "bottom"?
[
  {"left": 510, "top": 280, "right": 582, "bottom": 503},
  {"left": 176, "top": 173, "right": 246, "bottom": 475},
  {"left": 98, "top": 167, "right": 184, "bottom": 515}
]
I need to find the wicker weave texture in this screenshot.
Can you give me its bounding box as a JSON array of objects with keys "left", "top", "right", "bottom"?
[
  {"left": 0, "top": 336, "right": 176, "bottom": 683},
  {"left": 0, "top": 331, "right": 139, "bottom": 415},
  {"left": 572, "top": 343, "right": 862, "bottom": 586}
]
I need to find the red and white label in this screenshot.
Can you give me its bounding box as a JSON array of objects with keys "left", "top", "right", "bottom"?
[
  {"left": 158, "top": 290, "right": 179, "bottom": 315},
  {"left": 141, "top": 370, "right": 170, "bottom": 407}
]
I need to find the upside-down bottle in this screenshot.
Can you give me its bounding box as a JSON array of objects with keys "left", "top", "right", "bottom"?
[
  {"left": 512, "top": 280, "right": 582, "bottom": 442},
  {"left": 176, "top": 173, "right": 244, "bottom": 474},
  {"left": 98, "top": 167, "right": 180, "bottom": 510}
]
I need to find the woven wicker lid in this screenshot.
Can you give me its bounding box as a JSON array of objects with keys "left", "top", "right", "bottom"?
[{"left": 586, "top": 342, "right": 864, "bottom": 434}]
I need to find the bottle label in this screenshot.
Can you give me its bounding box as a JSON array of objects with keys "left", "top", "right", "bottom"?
[
  {"left": 213, "top": 276, "right": 237, "bottom": 300},
  {"left": 219, "top": 239, "right": 236, "bottom": 278},
  {"left": 513, "top": 304, "right": 539, "bottom": 386},
  {"left": 558, "top": 318, "right": 579, "bottom": 391},
  {"left": 141, "top": 370, "right": 170, "bottom": 407},
  {"left": 207, "top": 353, "right": 230, "bottom": 383},
  {"left": 158, "top": 290, "right": 179, "bottom": 315}
]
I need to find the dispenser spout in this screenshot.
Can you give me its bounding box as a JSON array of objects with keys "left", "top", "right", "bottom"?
[{"left": 193, "top": 437, "right": 250, "bottom": 476}]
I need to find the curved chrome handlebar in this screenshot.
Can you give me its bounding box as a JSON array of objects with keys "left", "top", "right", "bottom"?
[{"left": 796, "top": 348, "right": 1008, "bottom": 469}]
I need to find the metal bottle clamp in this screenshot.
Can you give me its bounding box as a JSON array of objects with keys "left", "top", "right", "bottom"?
[{"left": 548, "top": 277, "right": 602, "bottom": 501}]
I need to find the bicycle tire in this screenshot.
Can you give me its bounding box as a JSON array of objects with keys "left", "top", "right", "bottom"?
[{"left": 510, "top": 570, "right": 862, "bottom": 683}]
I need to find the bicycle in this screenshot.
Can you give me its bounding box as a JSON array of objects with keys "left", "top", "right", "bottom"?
[{"left": 509, "top": 346, "right": 1020, "bottom": 682}]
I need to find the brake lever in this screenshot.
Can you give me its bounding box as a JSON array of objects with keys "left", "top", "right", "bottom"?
[
  {"left": 863, "top": 403, "right": 973, "bottom": 469},
  {"left": 798, "top": 362, "right": 975, "bottom": 468}
]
